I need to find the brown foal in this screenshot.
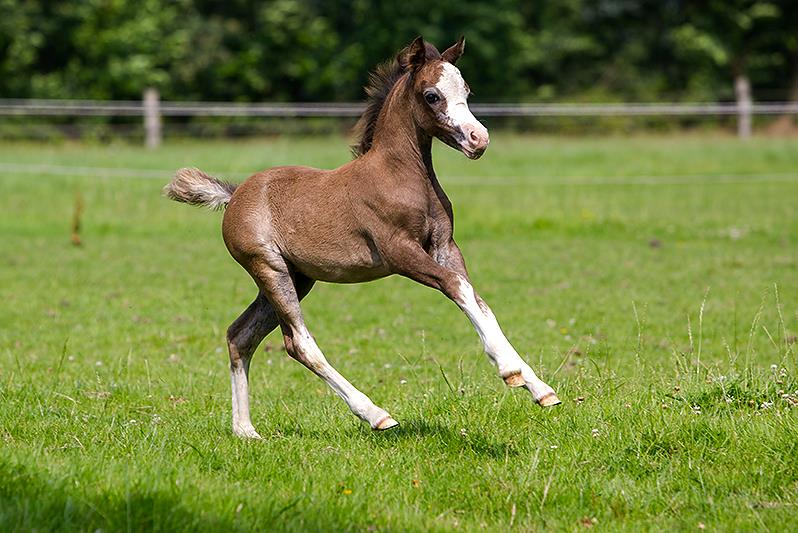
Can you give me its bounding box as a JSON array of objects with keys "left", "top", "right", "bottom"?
[{"left": 165, "top": 37, "right": 560, "bottom": 439}]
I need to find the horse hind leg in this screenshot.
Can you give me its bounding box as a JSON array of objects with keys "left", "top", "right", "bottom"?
[
  {"left": 280, "top": 320, "right": 398, "bottom": 430},
  {"left": 229, "top": 273, "right": 318, "bottom": 438},
  {"left": 253, "top": 258, "right": 398, "bottom": 430},
  {"left": 228, "top": 293, "right": 278, "bottom": 439}
]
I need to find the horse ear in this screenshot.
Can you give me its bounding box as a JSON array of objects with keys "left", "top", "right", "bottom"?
[
  {"left": 398, "top": 36, "right": 427, "bottom": 71},
  {"left": 441, "top": 36, "right": 465, "bottom": 65}
]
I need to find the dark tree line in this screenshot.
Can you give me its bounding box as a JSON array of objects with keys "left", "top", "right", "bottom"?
[{"left": 2, "top": 0, "right": 797, "bottom": 105}]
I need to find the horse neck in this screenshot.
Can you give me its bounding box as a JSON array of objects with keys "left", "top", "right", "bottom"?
[{"left": 368, "top": 77, "right": 434, "bottom": 180}]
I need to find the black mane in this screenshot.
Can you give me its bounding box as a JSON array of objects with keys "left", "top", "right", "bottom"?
[{"left": 351, "top": 59, "right": 406, "bottom": 157}]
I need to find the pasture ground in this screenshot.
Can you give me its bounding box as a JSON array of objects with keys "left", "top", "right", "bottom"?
[{"left": 1, "top": 134, "right": 797, "bottom": 531}]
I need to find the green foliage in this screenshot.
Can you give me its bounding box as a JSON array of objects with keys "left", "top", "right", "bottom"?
[
  {"left": 671, "top": 1, "right": 787, "bottom": 99},
  {"left": 0, "top": 1, "right": 797, "bottom": 102}
]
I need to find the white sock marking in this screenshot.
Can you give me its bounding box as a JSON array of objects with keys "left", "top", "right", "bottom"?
[
  {"left": 455, "top": 276, "right": 554, "bottom": 399},
  {"left": 231, "top": 364, "right": 260, "bottom": 437},
  {"left": 292, "top": 326, "right": 390, "bottom": 427}
]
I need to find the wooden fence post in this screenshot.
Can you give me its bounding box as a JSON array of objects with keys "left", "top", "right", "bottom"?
[
  {"left": 143, "top": 87, "right": 161, "bottom": 148},
  {"left": 735, "top": 75, "right": 752, "bottom": 139}
]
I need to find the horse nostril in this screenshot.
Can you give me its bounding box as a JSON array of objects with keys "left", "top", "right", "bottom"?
[{"left": 469, "top": 130, "right": 480, "bottom": 143}]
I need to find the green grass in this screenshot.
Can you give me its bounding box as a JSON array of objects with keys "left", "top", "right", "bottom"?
[{"left": 1, "top": 133, "right": 797, "bottom": 531}]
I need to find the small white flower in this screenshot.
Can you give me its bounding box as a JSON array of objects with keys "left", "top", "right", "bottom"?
[
  {"left": 549, "top": 445, "right": 558, "bottom": 449},
  {"left": 95, "top": 361, "right": 103, "bottom": 367},
  {"left": 760, "top": 401, "right": 774, "bottom": 410},
  {"left": 770, "top": 364, "right": 778, "bottom": 371},
  {"left": 399, "top": 379, "right": 407, "bottom": 384},
  {"left": 691, "top": 405, "right": 701, "bottom": 414},
  {"left": 591, "top": 428, "right": 600, "bottom": 438}
]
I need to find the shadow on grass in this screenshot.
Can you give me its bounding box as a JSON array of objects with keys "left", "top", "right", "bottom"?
[
  {"left": 276, "top": 418, "right": 520, "bottom": 460},
  {"left": 0, "top": 457, "right": 231, "bottom": 531},
  {"left": 0, "top": 456, "right": 364, "bottom": 532},
  {"left": 387, "top": 418, "right": 520, "bottom": 459}
]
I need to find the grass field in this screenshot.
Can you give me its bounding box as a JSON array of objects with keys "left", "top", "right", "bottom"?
[{"left": 1, "top": 133, "right": 797, "bottom": 531}]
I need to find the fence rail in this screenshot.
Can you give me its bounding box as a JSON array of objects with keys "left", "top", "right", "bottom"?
[
  {"left": 4, "top": 99, "right": 798, "bottom": 117},
  {"left": 2, "top": 93, "right": 797, "bottom": 145}
]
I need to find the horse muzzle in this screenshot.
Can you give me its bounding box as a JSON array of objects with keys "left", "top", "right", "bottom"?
[{"left": 459, "top": 122, "right": 489, "bottom": 159}]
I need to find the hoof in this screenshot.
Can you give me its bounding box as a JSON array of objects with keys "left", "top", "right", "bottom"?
[
  {"left": 536, "top": 392, "right": 562, "bottom": 407},
  {"left": 233, "top": 425, "right": 263, "bottom": 440},
  {"left": 502, "top": 371, "right": 526, "bottom": 388},
  {"left": 373, "top": 416, "right": 399, "bottom": 431}
]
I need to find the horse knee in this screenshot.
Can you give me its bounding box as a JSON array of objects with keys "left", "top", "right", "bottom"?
[
  {"left": 440, "top": 272, "right": 470, "bottom": 305},
  {"left": 227, "top": 323, "right": 258, "bottom": 368}
]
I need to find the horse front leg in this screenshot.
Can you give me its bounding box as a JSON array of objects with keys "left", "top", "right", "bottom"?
[{"left": 387, "top": 239, "right": 560, "bottom": 407}]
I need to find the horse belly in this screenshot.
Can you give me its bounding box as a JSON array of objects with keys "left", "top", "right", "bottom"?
[{"left": 286, "top": 237, "right": 390, "bottom": 283}]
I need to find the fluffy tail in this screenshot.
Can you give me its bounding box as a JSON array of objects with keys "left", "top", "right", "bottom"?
[{"left": 163, "top": 168, "right": 238, "bottom": 210}]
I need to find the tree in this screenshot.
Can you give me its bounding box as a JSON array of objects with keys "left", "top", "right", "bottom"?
[
  {"left": 671, "top": 1, "right": 783, "bottom": 101},
  {"left": 0, "top": 0, "right": 796, "bottom": 116}
]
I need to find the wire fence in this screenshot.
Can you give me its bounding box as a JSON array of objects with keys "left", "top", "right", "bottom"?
[
  {"left": 2, "top": 93, "right": 797, "bottom": 145},
  {"left": 3, "top": 161, "right": 796, "bottom": 186}
]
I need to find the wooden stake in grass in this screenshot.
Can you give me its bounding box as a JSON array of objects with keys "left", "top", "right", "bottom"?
[{"left": 71, "top": 192, "right": 84, "bottom": 246}]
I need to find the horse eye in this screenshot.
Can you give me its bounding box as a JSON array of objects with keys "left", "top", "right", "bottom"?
[{"left": 424, "top": 92, "right": 440, "bottom": 104}]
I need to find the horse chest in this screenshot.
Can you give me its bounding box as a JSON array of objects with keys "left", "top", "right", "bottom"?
[
  {"left": 425, "top": 188, "right": 454, "bottom": 243},
  {"left": 392, "top": 194, "right": 452, "bottom": 251}
]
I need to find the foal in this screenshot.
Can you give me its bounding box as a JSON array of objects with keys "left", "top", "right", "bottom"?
[{"left": 165, "top": 37, "right": 560, "bottom": 439}]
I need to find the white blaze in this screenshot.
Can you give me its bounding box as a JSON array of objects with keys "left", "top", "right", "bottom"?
[{"left": 435, "top": 63, "right": 478, "bottom": 129}]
